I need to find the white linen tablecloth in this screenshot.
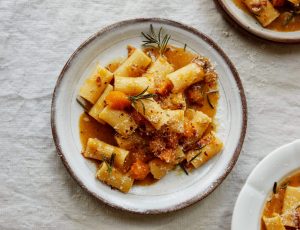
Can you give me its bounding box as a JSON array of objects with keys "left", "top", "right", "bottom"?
[{"left": 1, "top": 0, "right": 300, "bottom": 229}]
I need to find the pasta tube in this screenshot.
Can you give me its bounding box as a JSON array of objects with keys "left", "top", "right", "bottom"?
[
  {"left": 84, "top": 138, "right": 129, "bottom": 167},
  {"left": 281, "top": 186, "right": 300, "bottom": 227},
  {"left": 96, "top": 162, "right": 134, "bottom": 193},
  {"left": 185, "top": 109, "right": 211, "bottom": 138},
  {"left": 166, "top": 109, "right": 185, "bottom": 133},
  {"left": 114, "top": 76, "right": 153, "bottom": 95},
  {"left": 263, "top": 214, "right": 285, "bottom": 230},
  {"left": 79, "top": 65, "right": 113, "bottom": 104},
  {"left": 89, "top": 84, "right": 113, "bottom": 123},
  {"left": 186, "top": 133, "right": 223, "bottom": 168},
  {"left": 149, "top": 159, "right": 174, "bottom": 179},
  {"left": 167, "top": 63, "right": 204, "bottom": 93},
  {"left": 114, "top": 48, "right": 151, "bottom": 77},
  {"left": 132, "top": 98, "right": 167, "bottom": 130},
  {"left": 143, "top": 56, "right": 174, "bottom": 93},
  {"left": 99, "top": 106, "right": 137, "bottom": 136}
]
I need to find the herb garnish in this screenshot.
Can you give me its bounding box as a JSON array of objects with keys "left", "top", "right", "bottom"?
[
  {"left": 189, "top": 151, "right": 202, "bottom": 163},
  {"left": 129, "top": 87, "right": 157, "bottom": 114},
  {"left": 206, "top": 90, "right": 218, "bottom": 109},
  {"left": 183, "top": 43, "right": 187, "bottom": 51},
  {"left": 207, "top": 94, "right": 214, "bottom": 109},
  {"left": 188, "top": 144, "right": 207, "bottom": 163},
  {"left": 141, "top": 24, "right": 171, "bottom": 55},
  {"left": 179, "top": 163, "right": 189, "bottom": 175},
  {"left": 273, "top": 182, "right": 277, "bottom": 194},
  {"left": 76, "top": 96, "right": 92, "bottom": 111},
  {"left": 103, "top": 153, "right": 116, "bottom": 173}
]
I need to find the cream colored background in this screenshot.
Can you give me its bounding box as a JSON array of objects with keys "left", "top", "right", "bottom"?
[{"left": 1, "top": 0, "right": 300, "bottom": 229}]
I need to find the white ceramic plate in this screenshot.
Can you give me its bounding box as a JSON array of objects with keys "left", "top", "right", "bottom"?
[
  {"left": 232, "top": 139, "right": 300, "bottom": 229},
  {"left": 51, "top": 18, "right": 247, "bottom": 214},
  {"left": 217, "top": 0, "right": 300, "bottom": 43}
]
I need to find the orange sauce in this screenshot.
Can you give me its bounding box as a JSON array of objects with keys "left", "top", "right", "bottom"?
[
  {"left": 233, "top": 0, "right": 300, "bottom": 32},
  {"left": 164, "top": 47, "right": 197, "bottom": 70},
  {"left": 134, "top": 174, "right": 158, "bottom": 186},
  {"left": 261, "top": 170, "right": 300, "bottom": 230},
  {"left": 79, "top": 112, "right": 116, "bottom": 150},
  {"left": 198, "top": 84, "right": 219, "bottom": 118}
]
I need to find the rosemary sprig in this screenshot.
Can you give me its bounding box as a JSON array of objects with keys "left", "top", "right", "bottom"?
[
  {"left": 183, "top": 43, "right": 187, "bottom": 51},
  {"left": 179, "top": 162, "right": 189, "bottom": 175},
  {"left": 206, "top": 89, "right": 218, "bottom": 109},
  {"left": 207, "top": 94, "right": 214, "bottom": 109},
  {"left": 103, "top": 153, "right": 116, "bottom": 174},
  {"left": 273, "top": 182, "right": 277, "bottom": 194},
  {"left": 129, "top": 86, "right": 157, "bottom": 114},
  {"left": 141, "top": 24, "right": 171, "bottom": 55}
]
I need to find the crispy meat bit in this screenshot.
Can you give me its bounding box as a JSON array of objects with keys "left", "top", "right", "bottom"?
[
  {"left": 149, "top": 138, "right": 166, "bottom": 156},
  {"left": 186, "top": 84, "right": 204, "bottom": 106}
]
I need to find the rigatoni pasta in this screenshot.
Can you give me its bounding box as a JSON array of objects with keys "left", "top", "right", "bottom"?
[
  {"left": 99, "top": 106, "right": 137, "bottom": 136},
  {"left": 186, "top": 132, "right": 223, "bottom": 168},
  {"left": 89, "top": 84, "right": 113, "bottom": 123},
  {"left": 77, "top": 25, "right": 223, "bottom": 193},
  {"left": 167, "top": 63, "right": 205, "bottom": 93},
  {"left": 132, "top": 97, "right": 167, "bottom": 130},
  {"left": 114, "top": 76, "right": 153, "bottom": 95},
  {"left": 84, "top": 138, "right": 129, "bottom": 168},
  {"left": 97, "top": 163, "right": 134, "bottom": 193},
  {"left": 79, "top": 65, "right": 113, "bottom": 104},
  {"left": 114, "top": 48, "right": 151, "bottom": 77}
]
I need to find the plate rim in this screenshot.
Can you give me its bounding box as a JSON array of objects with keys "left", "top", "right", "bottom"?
[
  {"left": 231, "top": 139, "right": 300, "bottom": 229},
  {"left": 51, "top": 17, "right": 248, "bottom": 214},
  {"left": 216, "top": 0, "right": 300, "bottom": 43}
]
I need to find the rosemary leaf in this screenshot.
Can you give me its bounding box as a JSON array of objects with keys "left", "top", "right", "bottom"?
[
  {"left": 110, "top": 153, "right": 116, "bottom": 168},
  {"left": 141, "top": 24, "right": 171, "bottom": 55},
  {"left": 179, "top": 163, "right": 189, "bottom": 175},
  {"left": 273, "top": 182, "right": 277, "bottom": 194},
  {"left": 183, "top": 43, "right": 187, "bottom": 51},
  {"left": 106, "top": 161, "right": 112, "bottom": 174},
  {"left": 128, "top": 86, "right": 157, "bottom": 114},
  {"left": 140, "top": 100, "right": 146, "bottom": 115},
  {"left": 189, "top": 151, "right": 202, "bottom": 163},
  {"left": 207, "top": 94, "right": 214, "bottom": 109}
]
